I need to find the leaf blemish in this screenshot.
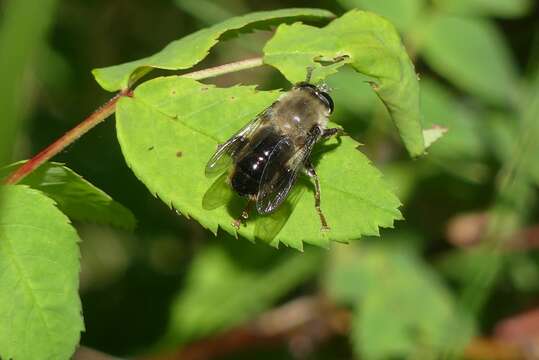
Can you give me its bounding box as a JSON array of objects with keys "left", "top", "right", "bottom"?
[
  {"left": 176, "top": 151, "right": 183, "bottom": 157},
  {"left": 148, "top": 146, "right": 154, "bottom": 151}
]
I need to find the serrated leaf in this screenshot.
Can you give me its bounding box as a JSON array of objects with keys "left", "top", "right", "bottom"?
[
  {"left": 162, "top": 239, "right": 322, "bottom": 344},
  {"left": 434, "top": 0, "right": 532, "bottom": 18},
  {"left": 326, "top": 243, "right": 473, "bottom": 359},
  {"left": 422, "top": 15, "right": 518, "bottom": 105},
  {"left": 92, "top": 8, "right": 334, "bottom": 92},
  {"left": 115, "top": 76, "right": 402, "bottom": 249},
  {"left": 263, "top": 10, "right": 425, "bottom": 157},
  {"left": 0, "top": 185, "right": 83, "bottom": 360},
  {"left": 0, "top": 161, "right": 136, "bottom": 230},
  {"left": 336, "top": 0, "right": 425, "bottom": 32}
]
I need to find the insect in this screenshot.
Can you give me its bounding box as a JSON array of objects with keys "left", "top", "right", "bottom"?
[{"left": 203, "top": 76, "right": 343, "bottom": 232}]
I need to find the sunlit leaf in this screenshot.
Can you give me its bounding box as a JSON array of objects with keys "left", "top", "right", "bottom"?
[
  {"left": 161, "top": 238, "right": 322, "bottom": 344},
  {"left": 422, "top": 15, "right": 519, "bottom": 105},
  {"left": 115, "top": 76, "right": 402, "bottom": 248},
  {"left": 0, "top": 162, "right": 136, "bottom": 230},
  {"left": 0, "top": 185, "right": 83, "bottom": 360},
  {"left": 264, "top": 10, "right": 425, "bottom": 157},
  {"left": 92, "top": 8, "right": 335, "bottom": 92}
]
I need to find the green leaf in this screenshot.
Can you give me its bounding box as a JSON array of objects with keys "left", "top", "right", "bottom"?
[
  {"left": 0, "top": 162, "right": 136, "bottom": 230},
  {"left": 0, "top": 185, "right": 83, "bottom": 360},
  {"left": 434, "top": 0, "right": 532, "bottom": 18},
  {"left": 92, "top": 8, "right": 334, "bottom": 92},
  {"left": 263, "top": 10, "right": 425, "bottom": 157},
  {"left": 336, "top": 0, "right": 425, "bottom": 32},
  {"left": 422, "top": 15, "right": 519, "bottom": 105},
  {"left": 326, "top": 243, "right": 473, "bottom": 359},
  {"left": 115, "top": 76, "right": 402, "bottom": 249},
  {"left": 162, "top": 238, "right": 322, "bottom": 344}
]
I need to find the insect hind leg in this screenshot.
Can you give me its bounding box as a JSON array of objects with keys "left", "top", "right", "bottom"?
[{"left": 305, "top": 161, "right": 330, "bottom": 231}]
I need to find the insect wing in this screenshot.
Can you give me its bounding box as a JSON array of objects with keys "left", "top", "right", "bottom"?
[
  {"left": 256, "top": 130, "right": 319, "bottom": 214},
  {"left": 255, "top": 184, "right": 306, "bottom": 244},
  {"left": 205, "top": 110, "right": 270, "bottom": 178},
  {"left": 202, "top": 172, "right": 233, "bottom": 210}
]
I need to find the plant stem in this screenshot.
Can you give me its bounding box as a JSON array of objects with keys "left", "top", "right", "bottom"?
[
  {"left": 3, "top": 90, "right": 128, "bottom": 185},
  {"left": 2, "top": 56, "right": 265, "bottom": 185},
  {"left": 182, "top": 57, "right": 264, "bottom": 80}
]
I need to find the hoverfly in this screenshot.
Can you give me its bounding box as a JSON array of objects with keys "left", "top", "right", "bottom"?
[{"left": 203, "top": 74, "right": 343, "bottom": 233}]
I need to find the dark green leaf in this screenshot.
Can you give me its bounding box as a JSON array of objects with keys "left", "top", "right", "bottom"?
[
  {"left": 0, "top": 162, "right": 136, "bottom": 230},
  {"left": 0, "top": 185, "right": 83, "bottom": 360}
]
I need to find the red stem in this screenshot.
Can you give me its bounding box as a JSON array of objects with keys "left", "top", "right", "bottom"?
[
  {"left": 3, "top": 89, "right": 131, "bottom": 185},
  {"left": 2, "top": 57, "right": 265, "bottom": 185}
]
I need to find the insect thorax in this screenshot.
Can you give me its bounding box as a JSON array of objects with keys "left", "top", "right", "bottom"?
[{"left": 272, "top": 88, "right": 330, "bottom": 136}]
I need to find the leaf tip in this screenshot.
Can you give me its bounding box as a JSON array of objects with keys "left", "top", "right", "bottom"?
[{"left": 423, "top": 125, "right": 449, "bottom": 150}]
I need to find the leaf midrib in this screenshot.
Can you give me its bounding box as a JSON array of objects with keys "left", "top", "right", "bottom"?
[{"left": 1, "top": 229, "right": 56, "bottom": 355}]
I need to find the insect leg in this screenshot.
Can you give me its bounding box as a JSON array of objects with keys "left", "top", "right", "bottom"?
[
  {"left": 232, "top": 198, "right": 254, "bottom": 230},
  {"left": 322, "top": 127, "right": 347, "bottom": 140},
  {"left": 305, "top": 161, "right": 330, "bottom": 231}
]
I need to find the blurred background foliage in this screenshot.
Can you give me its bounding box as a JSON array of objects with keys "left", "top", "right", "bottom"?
[{"left": 1, "top": 0, "right": 539, "bottom": 359}]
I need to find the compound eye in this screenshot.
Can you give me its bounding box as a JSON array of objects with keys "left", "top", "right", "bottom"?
[{"left": 318, "top": 91, "right": 334, "bottom": 113}]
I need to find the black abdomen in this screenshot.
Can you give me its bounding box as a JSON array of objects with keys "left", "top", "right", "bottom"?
[{"left": 231, "top": 127, "right": 283, "bottom": 197}]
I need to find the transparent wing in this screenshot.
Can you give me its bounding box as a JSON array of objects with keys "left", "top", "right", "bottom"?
[
  {"left": 205, "top": 109, "right": 271, "bottom": 178},
  {"left": 202, "top": 172, "right": 233, "bottom": 210},
  {"left": 256, "top": 128, "right": 320, "bottom": 214},
  {"left": 255, "top": 184, "right": 306, "bottom": 244}
]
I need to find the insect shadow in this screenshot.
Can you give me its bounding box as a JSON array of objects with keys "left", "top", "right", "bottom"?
[{"left": 310, "top": 136, "right": 343, "bottom": 168}]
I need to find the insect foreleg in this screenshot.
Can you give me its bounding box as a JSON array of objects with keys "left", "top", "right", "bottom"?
[
  {"left": 305, "top": 161, "right": 330, "bottom": 231},
  {"left": 321, "top": 127, "right": 346, "bottom": 140}
]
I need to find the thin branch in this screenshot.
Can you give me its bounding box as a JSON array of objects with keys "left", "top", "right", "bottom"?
[
  {"left": 182, "top": 57, "right": 264, "bottom": 80},
  {"left": 2, "top": 57, "right": 265, "bottom": 185},
  {"left": 3, "top": 90, "right": 128, "bottom": 185}
]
